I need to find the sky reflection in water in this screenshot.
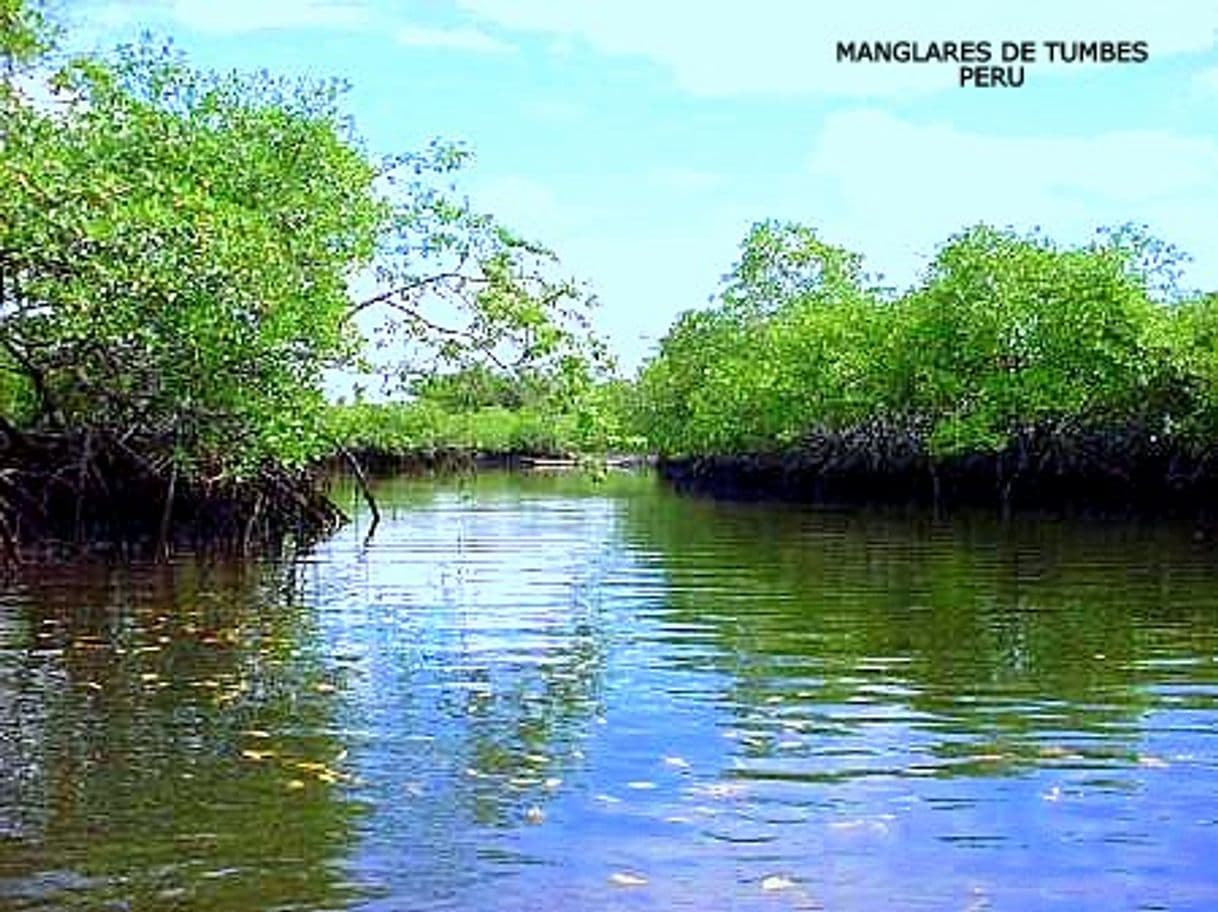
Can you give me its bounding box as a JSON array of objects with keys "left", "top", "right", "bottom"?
[{"left": 4, "top": 470, "right": 1218, "bottom": 910}]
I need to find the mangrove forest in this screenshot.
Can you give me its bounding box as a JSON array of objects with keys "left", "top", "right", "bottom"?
[
  {"left": 640, "top": 220, "right": 1218, "bottom": 515},
  {"left": 5, "top": 4, "right": 1218, "bottom": 911},
  {"left": 5, "top": 0, "right": 1218, "bottom": 564},
  {"left": 0, "top": 1, "right": 609, "bottom": 559}
]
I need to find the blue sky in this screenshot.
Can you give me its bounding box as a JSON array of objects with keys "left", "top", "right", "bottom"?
[{"left": 72, "top": 1, "right": 1218, "bottom": 370}]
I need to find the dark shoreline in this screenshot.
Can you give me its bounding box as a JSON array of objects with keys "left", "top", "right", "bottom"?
[
  {"left": 0, "top": 442, "right": 652, "bottom": 564},
  {"left": 657, "top": 434, "right": 1218, "bottom": 521},
  {"left": 9, "top": 428, "right": 1218, "bottom": 565},
  {"left": 338, "top": 448, "right": 655, "bottom": 475}
]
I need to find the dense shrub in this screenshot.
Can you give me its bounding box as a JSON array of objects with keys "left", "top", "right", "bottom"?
[{"left": 636, "top": 221, "right": 1212, "bottom": 460}]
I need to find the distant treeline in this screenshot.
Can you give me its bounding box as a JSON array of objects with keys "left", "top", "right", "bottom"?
[
  {"left": 329, "top": 365, "right": 641, "bottom": 460},
  {"left": 333, "top": 219, "right": 1218, "bottom": 514}
]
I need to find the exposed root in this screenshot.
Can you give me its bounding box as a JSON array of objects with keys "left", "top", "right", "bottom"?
[
  {"left": 0, "top": 424, "right": 345, "bottom": 563},
  {"left": 660, "top": 422, "right": 1218, "bottom": 519}
]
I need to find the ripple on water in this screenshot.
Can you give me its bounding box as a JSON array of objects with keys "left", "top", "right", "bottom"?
[{"left": 4, "top": 472, "right": 1218, "bottom": 911}]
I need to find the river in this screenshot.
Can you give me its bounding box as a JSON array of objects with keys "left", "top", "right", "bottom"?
[{"left": 3, "top": 470, "right": 1218, "bottom": 910}]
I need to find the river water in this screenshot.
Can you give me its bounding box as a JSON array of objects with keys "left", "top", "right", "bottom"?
[{"left": 3, "top": 470, "right": 1218, "bottom": 911}]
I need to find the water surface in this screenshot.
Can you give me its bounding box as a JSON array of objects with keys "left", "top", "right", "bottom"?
[{"left": 3, "top": 471, "right": 1218, "bottom": 910}]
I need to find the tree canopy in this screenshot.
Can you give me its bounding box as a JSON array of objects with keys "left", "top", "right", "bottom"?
[
  {"left": 1, "top": 5, "right": 603, "bottom": 481},
  {"left": 0, "top": 2, "right": 608, "bottom": 553},
  {"left": 636, "top": 219, "right": 1218, "bottom": 459}
]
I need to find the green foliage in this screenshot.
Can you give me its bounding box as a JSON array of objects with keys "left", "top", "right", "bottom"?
[
  {"left": 2, "top": 41, "right": 383, "bottom": 472},
  {"left": 1159, "top": 292, "right": 1218, "bottom": 439},
  {"left": 0, "top": 0, "right": 53, "bottom": 70},
  {"left": 635, "top": 221, "right": 887, "bottom": 453},
  {"left": 1, "top": 12, "right": 604, "bottom": 483},
  {"left": 331, "top": 373, "right": 643, "bottom": 458},
  {"left": 330, "top": 402, "right": 566, "bottom": 456},
  {"left": 637, "top": 221, "right": 1213, "bottom": 458},
  {"left": 409, "top": 363, "right": 555, "bottom": 411}
]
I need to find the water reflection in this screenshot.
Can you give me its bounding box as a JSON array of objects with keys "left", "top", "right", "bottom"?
[
  {"left": 0, "top": 561, "right": 364, "bottom": 911},
  {"left": 618, "top": 489, "right": 1218, "bottom": 909},
  {"left": 309, "top": 475, "right": 620, "bottom": 904},
  {"left": 3, "top": 472, "right": 1218, "bottom": 911}
]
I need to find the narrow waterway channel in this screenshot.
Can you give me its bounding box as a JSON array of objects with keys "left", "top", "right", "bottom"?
[{"left": 3, "top": 470, "right": 1218, "bottom": 911}]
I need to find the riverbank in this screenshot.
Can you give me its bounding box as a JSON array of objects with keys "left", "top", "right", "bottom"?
[
  {"left": 0, "top": 434, "right": 651, "bottom": 563},
  {"left": 341, "top": 447, "right": 653, "bottom": 475},
  {"left": 658, "top": 426, "right": 1218, "bottom": 519}
]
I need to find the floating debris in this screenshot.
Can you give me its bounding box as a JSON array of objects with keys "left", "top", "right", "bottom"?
[
  {"left": 761, "top": 875, "right": 795, "bottom": 892},
  {"left": 525, "top": 806, "right": 545, "bottom": 824},
  {"left": 292, "top": 760, "right": 347, "bottom": 784},
  {"left": 662, "top": 755, "right": 691, "bottom": 770},
  {"left": 689, "top": 782, "right": 746, "bottom": 800},
  {"left": 609, "top": 872, "right": 647, "bottom": 887},
  {"left": 828, "top": 818, "right": 889, "bottom": 835}
]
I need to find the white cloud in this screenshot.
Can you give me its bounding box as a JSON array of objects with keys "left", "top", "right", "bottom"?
[
  {"left": 1196, "top": 67, "right": 1218, "bottom": 94},
  {"left": 649, "top": 167, "right": 723, "bottom": 192},
  {"left": 396, "top": 25, "right": 513, "bottom": 54},
  {"left": 77, "top": 0, "right": 373, "bottom": 36},
  {"left": 168, "top": 0, "right": 371, "bottom": 33},
  {"left": 518, "top": 97, "right": 586, "bottom": 124},
  {"left": 471, "top": 175, "right": 567, "bottom": 235},
  {"left": 458, "top": 0, "right": 1218, "bottom": 96},
  {"left": 82, "top": 3, "right": 514, "bottom": 51},
  {"left": 803, "top": 110, "right": 1218, "bottom": 288}
]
